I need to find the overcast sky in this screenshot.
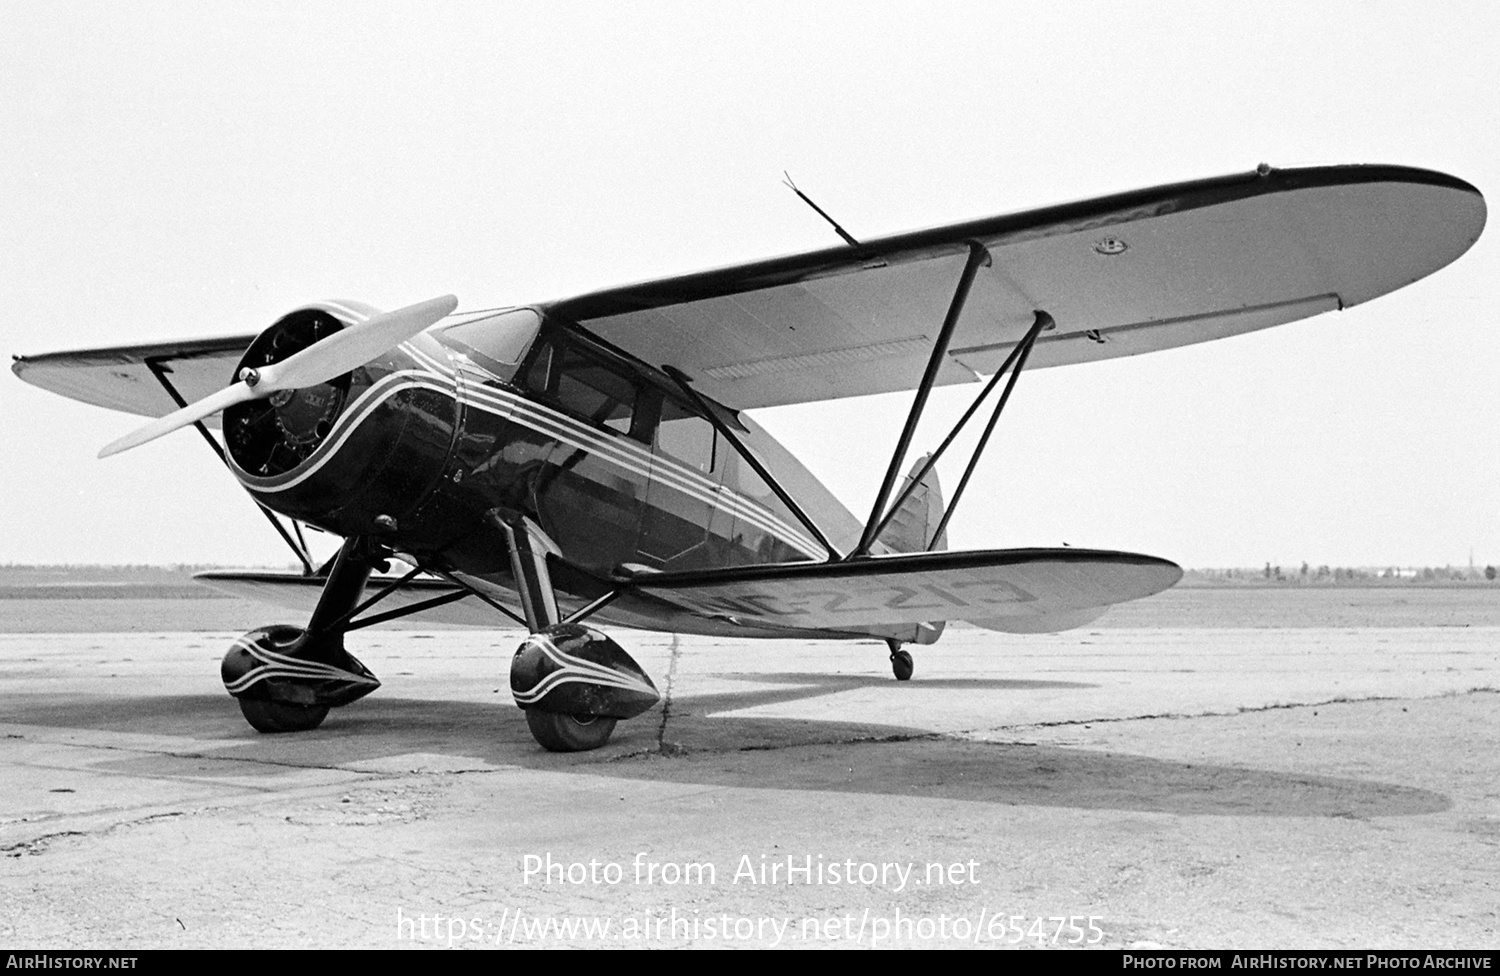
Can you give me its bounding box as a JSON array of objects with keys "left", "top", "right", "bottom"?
[{"left": 4, "top": 1, "right": 1497, "bottom": 569}]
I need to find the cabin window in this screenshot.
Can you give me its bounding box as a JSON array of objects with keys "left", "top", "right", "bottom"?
[
  {"left": 654, "top": 397, "right": 717, "bottom": 472},
  {"left": 523, "top": 341, "right": 554, "bottom": 393},
  {"left": 528, "top": 340, "right": 637, "bottom": 436}
]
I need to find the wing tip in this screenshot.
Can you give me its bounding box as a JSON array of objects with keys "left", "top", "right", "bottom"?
[{"left": 1269, "top": 161, "right": 1482, "bottom": 196}]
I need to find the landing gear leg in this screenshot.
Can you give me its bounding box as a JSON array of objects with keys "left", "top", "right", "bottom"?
[
  {"left": 501, "top": 515, "right": 658, "bottom": 752},
  {"left": 887, "top": 638, "right": 914, "bottom": 681}
]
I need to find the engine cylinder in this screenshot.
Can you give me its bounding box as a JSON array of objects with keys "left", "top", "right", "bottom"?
[{"left": 225, "top": 307, "right": 353, "bottom": 477}]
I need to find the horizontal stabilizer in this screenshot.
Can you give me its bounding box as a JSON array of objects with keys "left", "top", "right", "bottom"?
[{"left": 627, "top": 548, "right": 1180, "bottom": 631}]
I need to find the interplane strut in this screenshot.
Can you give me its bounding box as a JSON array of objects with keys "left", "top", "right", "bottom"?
[{"left": 850, "top": 241, "right": 1052, "bottom": 558}]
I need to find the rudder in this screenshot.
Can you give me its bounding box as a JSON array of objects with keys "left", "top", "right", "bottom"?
[{"left": 878, "top": 454, "right": 947, "bottom": 554}]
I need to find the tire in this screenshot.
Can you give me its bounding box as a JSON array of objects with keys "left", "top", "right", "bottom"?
[
  {"left": 239, "top": 697, "right": 330, "bottom": 733},
  {"left": 890, "top": 649, "right": 914, "bottom": 681},
  {"left": 525, "top": 710, "right": 618, "bottom": 752}
]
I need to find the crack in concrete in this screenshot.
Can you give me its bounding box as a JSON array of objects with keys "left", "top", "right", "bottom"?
[
  {"left": 158, "top": 750, "right": 383, "bottom": 775},
  {"left": 18, "top": 744, "right": 390, "bottom": 783},
  {"left": 654, "top": 633, "right": 682, "bottom": 753},
  {"left": 99, "top": 810, "right": 187, "bottom": 835},
  {"left": 4, "top": 810, "right": 189, "bottom": 857},
  {"left": 0, "top": 731, "right": 388, "bottom": 778},
  {"left": 600, "top": 747, "right": 660, "bottom": 764},
  {"left": 3, "top": 830, "right": 88, "bottom": 857},
  {"left": 600, "top": 730, "right": 947, "bottom": 762},
  {"left": 589, "top": 687, "right": 1500, "bottom": 760},
  {"left": 961, "top": 686, "right": 1500, "bottom": 736},
  {"left": 736, "top": 731, "right": 942, "bottom": 752}
]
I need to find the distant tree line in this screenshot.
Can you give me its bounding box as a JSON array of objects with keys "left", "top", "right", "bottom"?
[{"left": 1191, "top": 564, "right": 1499, "bottom": 584}]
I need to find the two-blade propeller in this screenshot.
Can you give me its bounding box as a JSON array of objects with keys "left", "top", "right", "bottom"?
[{"left": 99, "top": 294, "right": 458, "bottom": 459}]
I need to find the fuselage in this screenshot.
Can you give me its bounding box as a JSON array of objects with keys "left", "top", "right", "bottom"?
[{"left": 220, "top": 302, "right": 869, "bottom": 632}]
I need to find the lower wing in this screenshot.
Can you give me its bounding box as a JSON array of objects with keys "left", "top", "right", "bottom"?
[
  {"left": 625, "top": 548, "right": 1181, "bottom": 632},
  {"left": 199, "top": 548, "right": 1176, "bottom": 637}
]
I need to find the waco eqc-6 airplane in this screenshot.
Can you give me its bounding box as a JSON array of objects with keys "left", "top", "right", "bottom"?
[{"left": 13, "top": 165, "right": 1485, "bottom": 751}]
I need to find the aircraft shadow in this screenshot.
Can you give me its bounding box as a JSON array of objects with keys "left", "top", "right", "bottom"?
[
  {"left": 701, "top": 672, "right": 1099, "bottom": 693},
  {"left": 2, "top": 680, "right": 1450, "bottom": 819}
]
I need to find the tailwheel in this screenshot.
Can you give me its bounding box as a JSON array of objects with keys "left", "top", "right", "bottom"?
[
  {"left": 888, "top": 640, "right": 914, "bottom": 681},
  {"left": 239, "top": 698, "right": 330, "bottom": 733},
  {"left": 525, "top": 710, "right": 619, "bottom": 752}
]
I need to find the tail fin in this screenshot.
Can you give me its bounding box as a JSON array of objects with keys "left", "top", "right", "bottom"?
[{"left": 878, "top": 454, "right": 947, "bottom": 554}]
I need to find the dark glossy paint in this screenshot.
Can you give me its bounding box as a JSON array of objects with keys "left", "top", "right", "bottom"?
[
  {"left": 223, "top": 304, "right": 832, "bottom": 621},
  {"left": 510, "top": 624, "right": 659, "bottom": 720}
]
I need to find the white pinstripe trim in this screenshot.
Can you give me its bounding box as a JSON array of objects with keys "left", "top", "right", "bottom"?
[
  {"left": 399, "top": 338, "right": 822, "bottom": 554},
  {"left": 233, "top": 366, "right": 825, "bottom": 559},
  {"left": 456, "top": 384, "right": 824, "bottom": 557},
  {"left": 511, "top": 633, "right": 657, "bottom": 705},
  {"left": 398, "top": 340, "right": 452, "bottom": 376},
  {"left": 230, "top": 370, "right": 451, "bottom": 492},
  {"left": 222, "top": 635, "right": 377, "bottom": 696}
]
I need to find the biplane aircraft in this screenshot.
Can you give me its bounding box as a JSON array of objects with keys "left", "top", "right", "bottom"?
[{"left": 12, "top": 164, "right": 1485, "bottom": 751}]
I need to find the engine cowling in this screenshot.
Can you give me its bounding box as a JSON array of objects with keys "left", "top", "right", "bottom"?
[{"left": 222, "top": 300, "right": 461, "bottom": 539}]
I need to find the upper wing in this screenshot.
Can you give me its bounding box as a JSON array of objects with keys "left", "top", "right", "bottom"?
[
  {"left": 16, "top": 167, "right": 1483, "bottom": 420},
  {"left": 553, "top": 165, "right": 1485, "bottom": 410},
  {"left": 11, "top": 334, "right": 256, "bottom": 425}
]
